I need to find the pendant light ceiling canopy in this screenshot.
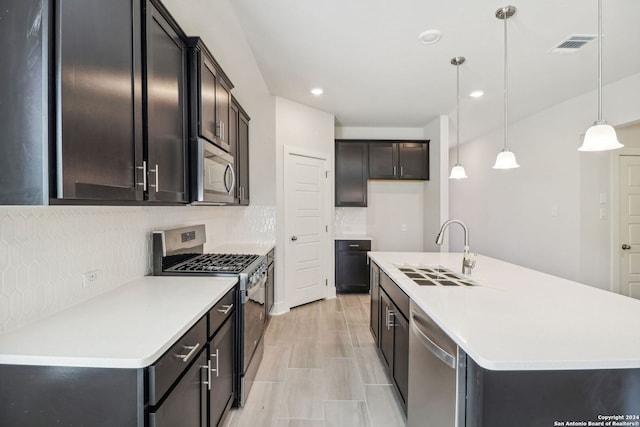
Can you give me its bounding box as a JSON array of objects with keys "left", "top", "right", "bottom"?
[
  {"left": 578, "top": 0, "right": 623, "bottom": 152},
  {"left": 493, "top": 5, "right": 520, "bottom": 170},
  {"left": 450, "top": 56, "right": 468, "bottom": 180}
]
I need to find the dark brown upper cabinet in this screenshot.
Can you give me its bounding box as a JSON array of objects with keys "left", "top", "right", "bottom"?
[
  {"left": 335, "top": 140, "right": 368, "bottom": 207},
  {"left": 187, "top": 37, "right": 234, "bottom": 153},
  {"left": 144, "top": 0, "right": 189, "bottom": 203},
  {"left": 55, "top": 0, "right": 145, "bottom": 201},
  {"left": 229, "top": 97, "right": 250, "bottom": 205},
  {"left": 237, "top": 101, "right": 251, "bottom": 206},
  {"left": 368, "top": 141, "right": 429, "bottom": 180}
]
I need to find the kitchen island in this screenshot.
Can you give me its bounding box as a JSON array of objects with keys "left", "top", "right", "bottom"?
[{"left": 369, "top": 252, "right": 640, "bottom": 427}]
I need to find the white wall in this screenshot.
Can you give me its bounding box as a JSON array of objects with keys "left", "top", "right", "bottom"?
[
  {"left": 450, "top": 72, "right": 640, "bottom": 288},
  {"left": 274, "top": 97, "right": 335, "bottom": 312},
  {"left": 0, "top": 0, "right": 277, "bottom": 335},
  {"left": 423, "top": 116, "right": 449, "bottom": 252}
]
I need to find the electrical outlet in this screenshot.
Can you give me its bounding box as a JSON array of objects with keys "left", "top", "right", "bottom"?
[{"left": 83, "top": 270, "right": 100, "bottom": 288}]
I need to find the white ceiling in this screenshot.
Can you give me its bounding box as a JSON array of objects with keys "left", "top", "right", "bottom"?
[{"left": 230, "top": 0, "right": 640, "bottom": 142}]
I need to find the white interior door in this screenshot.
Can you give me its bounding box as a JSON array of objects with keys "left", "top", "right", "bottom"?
[
  {"left": 619, "top": 155, "right": 640, "bottom": 299},
  {"left": 284, "top": 150, "right": 329, "bottom": 309}
]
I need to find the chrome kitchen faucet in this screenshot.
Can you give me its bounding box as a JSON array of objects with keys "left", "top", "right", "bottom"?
[{"left": 435, "top": 219, "right": 476, "bottom": 275}]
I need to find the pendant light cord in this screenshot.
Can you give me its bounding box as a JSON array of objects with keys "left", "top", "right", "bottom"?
[
  {"left": 597, "top": 0, "right": 602, "bottom": 121},
  {"left": 503, "top": 7, "right": 509, "bottom": 151},
  {"left": 456, "top": 62, "right": 461, "bottom": 164}
]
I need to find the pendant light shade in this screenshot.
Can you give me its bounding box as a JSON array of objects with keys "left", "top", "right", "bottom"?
[
  {"left": 450, "top": 164, "right": 468, "bottom": 179},
  {"left": 493, "top": 6, "right": 520, "bottom": 170},
  {"left": 578, "top": 0, "right": 623, "bottom": 152},
  {"left": 450, "top": 56, "right": 468, "bottom": 180},
  {"left": 579, "top": 121, "right": 622, "bottom": 151},
  {"left": 493, "top": 150, "right": 520, "bottom": 169}
]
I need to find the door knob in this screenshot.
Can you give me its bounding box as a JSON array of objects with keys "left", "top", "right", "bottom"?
[
  {"left": 622, "top": 244, "right": 631, "bottom": 250},
  {"left": 291, "top": 235, "right": 298, "bottom": 241}
]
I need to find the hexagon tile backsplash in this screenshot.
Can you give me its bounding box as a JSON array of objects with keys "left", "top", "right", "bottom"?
[{"left": 0, "top": 205, "right": 275, "bottom": 335}]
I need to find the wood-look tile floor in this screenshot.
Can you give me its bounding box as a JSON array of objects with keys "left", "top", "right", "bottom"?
[{"left": 224, "top": 294, "right": 407, "bottom": 427}]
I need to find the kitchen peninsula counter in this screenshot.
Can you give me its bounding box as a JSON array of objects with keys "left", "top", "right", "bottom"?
[
  {"left": 369, "top": 252, "right": 640, "bottom": 371},
  {"left": 0, "top": 276, "right": 237, "bottom": 368}
]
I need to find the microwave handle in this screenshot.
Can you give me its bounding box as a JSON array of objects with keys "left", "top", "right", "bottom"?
[{"left": 225, "top": 163, "right": 236, "bottom": 196}]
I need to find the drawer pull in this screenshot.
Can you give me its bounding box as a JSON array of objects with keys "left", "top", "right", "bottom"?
[
  {"left": 217, "top": 304, "right": 234, "bottom": 315},
  {"left": 175, "top": 342, "right": 200, "bottom": 363},
  {"left": 348, "top": 244, "right": 360, "bottom": 248}
]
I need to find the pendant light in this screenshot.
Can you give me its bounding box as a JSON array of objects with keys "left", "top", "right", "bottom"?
[
  {"left": 493, "top": 6, "right": 520, "bottom": 169},
  {"left": 578, "top": 0, "right": 622, "bottom": 151},
  {"left": 450, "top": 57, "right": 468, "bottom": 179}
]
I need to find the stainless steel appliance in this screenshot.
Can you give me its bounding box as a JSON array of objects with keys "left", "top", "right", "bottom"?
[
  {"left": 408, "top": 300, "right": 466, "bottom": 426},
  {"left": 152, "top": 224, "right": 267, "bottom": 407},
  {"left": 190, "top": 138, "right": 235, "bottom": 205}
]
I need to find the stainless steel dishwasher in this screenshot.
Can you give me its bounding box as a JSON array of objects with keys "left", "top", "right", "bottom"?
[{"left": 408, "top": 300, "right": 466, "bottom": 426}]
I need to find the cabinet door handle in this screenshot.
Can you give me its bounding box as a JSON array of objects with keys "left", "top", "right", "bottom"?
[
  {"left": 210, "top": 348, "right": 219, "bottom": 377},
  {"left": 393, "top": 166, "right": 396, "bottom": 176},
  {"left": 400, "top": 166, "right": 404, "bottom": 176},
  {"left": 349, "top": 244, "right": 360, "bottom": 248},
  {"left": 149, "top": 164, "right": 159, "bottom": 192},
  {"left": 386, "top": 307, "right": 395, "bottom": 330},
  {"left": 136, "top": 161, "right": 147, "bottom": 191},
  {"left": 201, "top": 361, "right": 211, "bottom": 390},
  {"left": 175, "top": 342, "right": 200, "bottom": 363},
  {"left": 216, "top": 304, "right": 234, "bottom": 315},
  {"left": 217, "top": 121, "right": 225, "bottom": 140}
]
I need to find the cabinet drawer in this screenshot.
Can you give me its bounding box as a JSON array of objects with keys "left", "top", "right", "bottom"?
[
  {"left": 149, "top": 350, "right": 206, "bottom": 427},
  {"left": 380, "top": 271, "right": 409, "bottom": 319},
  {"left": 208, "top": 287, "right": 236, "bottom": 338},
  {"left": 148, "top": 316, "right": 207, "bottom": 406},
  {"left": 336, "top": 240, "right": 371, "bottom": 252}
]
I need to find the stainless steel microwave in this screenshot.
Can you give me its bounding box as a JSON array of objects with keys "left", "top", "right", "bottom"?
[{"left": 190, "top": 138, "right": 235, "bottom": 205}]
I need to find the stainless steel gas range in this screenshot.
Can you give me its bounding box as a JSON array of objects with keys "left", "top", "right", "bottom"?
[{"left": 152, "top": 224, "right": 267, "bottom": 407}]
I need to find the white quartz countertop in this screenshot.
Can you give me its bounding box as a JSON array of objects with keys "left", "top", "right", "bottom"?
[
  {"left": 211, "top": 241, "right": 275, "bottom": 257},
  {"left": 369, "top": 252, "right": 640, "bottom": 371},
  {"left": 0, "top": 276, "right": 237, "bottom": 369}
]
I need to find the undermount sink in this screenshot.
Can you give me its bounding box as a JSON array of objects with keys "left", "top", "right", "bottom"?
[{"left": 396, "top": 264, "right": 478, "bottom": 287}]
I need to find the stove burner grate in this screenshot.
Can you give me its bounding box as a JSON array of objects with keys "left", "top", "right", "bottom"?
[{"left": 165, "top": 253, "right": 259, "bottom": 274}]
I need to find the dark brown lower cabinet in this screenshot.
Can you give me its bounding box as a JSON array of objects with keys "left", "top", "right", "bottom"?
[
  {"left": 335, "top": 240, "right": 371, "bottom": 293},
  {"left": 370, "top": 262, "right": 380, "bottom": 345},
  {"left": 208, "top": 316, "right": 234, "bottom": 427},
  {"left": 379, "top": 289, "right": 394, "bottom": 369},
  {"left": 377, "top": 274, "right": 409, "bottom": 413}
]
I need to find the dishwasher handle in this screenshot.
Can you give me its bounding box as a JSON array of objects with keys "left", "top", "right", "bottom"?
[{"left": 411, "top": 313, "right": 456, "bottom": 369}]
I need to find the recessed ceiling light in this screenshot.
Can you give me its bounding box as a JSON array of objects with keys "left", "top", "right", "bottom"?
[
  {"left": 470, "top": 90, "right": 484, "bottom": 98},
  {"left": 418, "top": 29, "right": 442, "bottom": 44},
  {"left": 311, "top": 88, "right": 324, "bottom": 96}
]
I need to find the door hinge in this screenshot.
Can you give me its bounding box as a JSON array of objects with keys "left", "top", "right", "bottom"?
[{"left": 325, "top": 278, "right": 328, "bottom": 287}]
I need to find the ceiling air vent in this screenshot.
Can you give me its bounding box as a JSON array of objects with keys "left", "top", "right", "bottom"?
[{"left": 549, "top": 34, "right": 597, "bottom": 53}]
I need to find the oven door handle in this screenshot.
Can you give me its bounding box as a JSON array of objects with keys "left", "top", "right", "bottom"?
[{"left": 245, "top": 275, "right": 266, "bottom": 304}]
